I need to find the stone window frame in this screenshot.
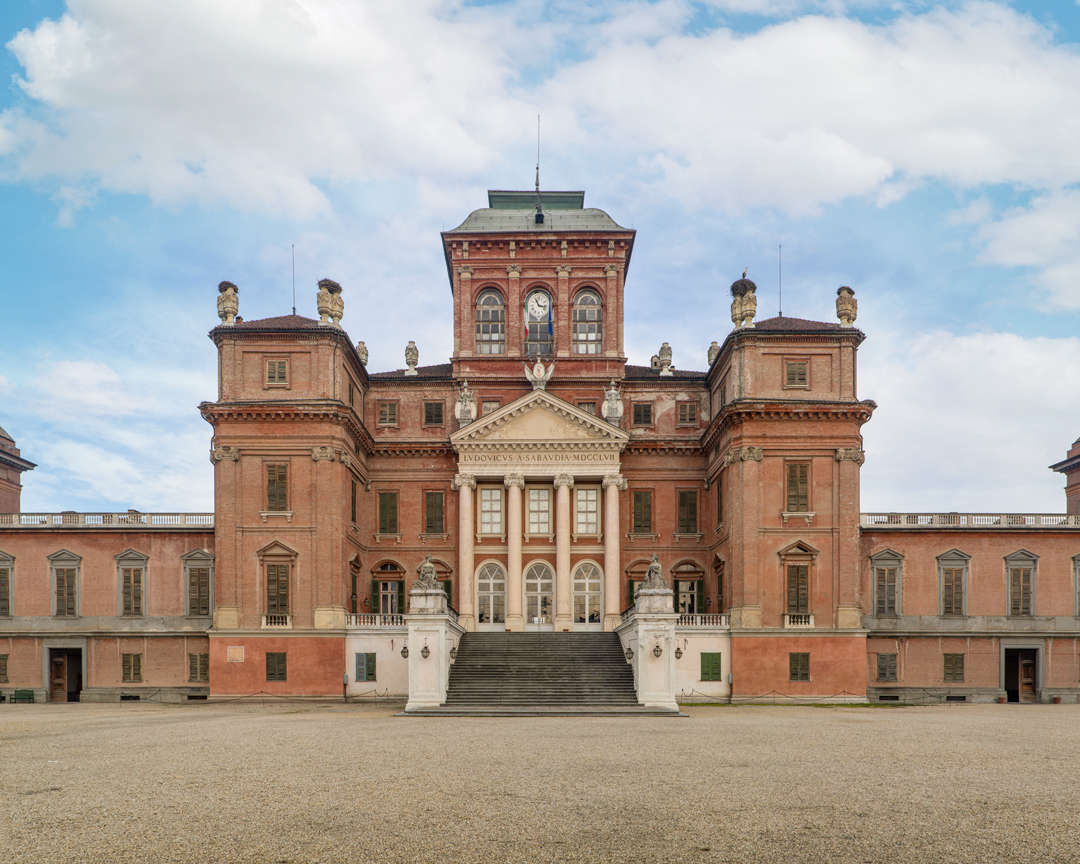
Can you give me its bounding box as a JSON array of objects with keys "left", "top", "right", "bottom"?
[
  {"left": 631, "top": 402, "right": 654, "bottom": 427},
  {"left": 525, "top": 484, "right": 553, "bottom": 540},
  {"left": 869, "top": 549, "right": 904, "bottom": 617},
  {"left": 630, "top": 488, "right": 655, "bottom": 536},
  {"left": 423, "top": 401, "right": 445, "bottom": 427},
  {"left": 577, "top": 401, "right": 597, "bottom": 416},
  {"left": 570, "top": 286, "right": 603, "bottom": 355},
  {"left": 782, "top": 356, "right": 810, "bottom": 390},
  {"left": 876, "top": 653, "right": 898, "bottom": 682},
  {"left": 422, "top": 489, "right": 447, "bottom": 537},
  {"left": 573, "top": 484, "right": 602, "bottom": 540},
  {"left": 48, "top": 549, "right": 82, "bottom": 618},
  {"left": 264, "top": 355, "right": 290, "bottom": 389},
  {"left": 1004, "top": 549, "right": 1038, "bottom": 617},
  {"left": 0, "top": 548, "right": 13, "bottom": 617},
  {"left": 937, "top": 549, "right": 970, "bottom": 617},
  {"left": 377, "top": 401, "right": 399, "bottom": 427},
  {"left": 778, "top": 540, "right": 819, "bottom": 617},
  {"left": 181, "top": 549, "right": 215, "bottom": 618},
  {"left": 676, "top": 401, "right": 698, "bottom": 426},
  {"left": 477, "top": 484, "right": 506, "bottom": 540},
  {"left": 256, "top": 541, "right": 298, "bottom": 618},
  {"left": 115, "top": 548, "right": 149, "bottom": 618}
]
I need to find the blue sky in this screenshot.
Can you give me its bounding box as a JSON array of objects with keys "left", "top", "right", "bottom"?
[{"left": 2, "top": 0, "right": 1080, "bottom": 514}]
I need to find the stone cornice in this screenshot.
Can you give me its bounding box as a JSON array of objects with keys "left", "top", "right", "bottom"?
[
  {"left": 199, "top": 401, "right": 375, "bottom": 455},
  {"left": 450, "top": 389, "right": 629, "bottom": 449},
  {"left": 0, "top": 449, "right": 36, "bottom": 472},
  {"left": 208, "top": 325, "right": 369, "bottom": 386},
  {"left": 702, "top": 399, "right": 876, "bottom": 453}
]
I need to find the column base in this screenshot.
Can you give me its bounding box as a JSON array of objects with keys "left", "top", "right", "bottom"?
[
  {"left": 554, "top": 614, "right": 572, "bottom": 632},
  {"left": 505, "top": 614, "right": 524, "bottom": 631}
]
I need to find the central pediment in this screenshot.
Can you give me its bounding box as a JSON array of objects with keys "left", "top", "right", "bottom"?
[{"left": 450, "top": 390, "right": 628, "bottom": 476}]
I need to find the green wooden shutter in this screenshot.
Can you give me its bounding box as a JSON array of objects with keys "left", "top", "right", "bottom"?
[
  {"left": 123, "top": 568, "right": 133, "bottom": 615},
  {"left": 695, "top": 579, "right": 704, "bottom": 613},
  {"left": 628, "top": 581, "right": 638, "bottom": 606},
  {"left": 789, "top": 652, "right": 798, "bottom": 681},
  {"left": 397, "top": 580, "right": 406, "bottom": 614},
  {"left": 366, "top": 653, "right": 376, "bottom": 682},
  {"left": 351, "top": 480, "right": 357, "bottom": 524},
  {"left": 123, "top": 653, "right": 132, "bottom": 681},
  {"left": 371, "top": 580, "right": 379, "bottom": 613},
  {"left": 673, "top": 579, "right": 680, "bottom": 612},
  {"left": 355, "top": 653, "right": 364, "bottom": 681},
  {"left": 712, "top": 653, "right": 722, "bottom": 680},
  {"left": 441, "top": 579, "right": 453, "bottom": 606},
  {"left": 200, "top": 653, "right": 209, "bottom": 682},
  {"left": 700, "top": 652, "right": 709, "bottom": 680},
  {"left": 434, "top": 492, "right": 444, "bottom": 532},
  {"left": 0, "top": 568, "right": 8, "bottom": 616}
]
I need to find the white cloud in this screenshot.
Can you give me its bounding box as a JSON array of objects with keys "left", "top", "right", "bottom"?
[
  {"left": 860, "top": 328, "right": 1080, "bottom": 512},
  {"left": 33, "top": 359, "right": 133, "bottom": 416},
  {"left": 0, "top": 374, "right": 14, "bottom": 396}
]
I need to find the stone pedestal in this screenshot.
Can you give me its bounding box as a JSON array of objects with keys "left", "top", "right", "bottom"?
[
  {"left": 616, "top": 587, "right": 679, "bottom": 711},
  {"left": 404, "top": 588, "right": 465, "bottom": 711}
]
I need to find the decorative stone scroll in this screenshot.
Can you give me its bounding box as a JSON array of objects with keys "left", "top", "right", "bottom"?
[
  {"left": 210, "top": 446, "right": 240, "bottom": 464},
  {"left": 311, "top": 446, "right": 336, "bottom": 462},
  {"left": 554, "top": 474, "right": 575, "bottom": 489},
  {"left": 724, "top": 446, "right": 763, "bottom": 465},
  {"left": 836, "top": 448, "right": 865, "bottom": 465},
  {"left": 217, "top": 281, "right": 239, "bottom": 326},
  {"left": 602, "top": 474, "right": 627, "bottom": 491},
  {"left": 451, "top": 474, "right": 476, "bottom": 491},
  {"left": 504, "top": 474, "right": 525, "bottom": 489}
]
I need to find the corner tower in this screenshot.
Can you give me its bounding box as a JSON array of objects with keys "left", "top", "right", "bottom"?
[{"left": 0, "top": 426, "right": 36, "bottom": 513}]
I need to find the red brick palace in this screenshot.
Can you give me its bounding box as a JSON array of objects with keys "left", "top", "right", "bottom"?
[{"left": 2, "top": 189, "right": 1080, "bottom": 706}]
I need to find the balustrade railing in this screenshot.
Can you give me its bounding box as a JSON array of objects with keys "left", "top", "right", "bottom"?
[
  {"left": 261, "top": 614, "right": 292, "bottom": 629},
  {"left": 784, "top": 613, "right": 814, "bottom": 628},
  {"left": 0, "top": 512, "right": 214, "bottom": 528},
  {"left": 861, "top": 513, "right": 1080, "bottom": 528},
  {"left": 676, "top": 613, "right": 729, "bottom": 628},
  {"left": 620, "top": 604, "right": 637, "bottom": 624},
  {"left": 345, "top": 613, "right": 405, "bottom": 627}
]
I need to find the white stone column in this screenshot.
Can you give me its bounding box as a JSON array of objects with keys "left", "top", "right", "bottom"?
[
  {"left": 554, "top": 474, "right": 574, "bottom": 631},
  {"left": 602, "top": 474, "right": 626, "bottom": 631},
  {"left": 453, "top": 474, "right": 476, "bottom": 630},
  {"left": 505, "top": 474, "right": 525, "bottom": 631}
]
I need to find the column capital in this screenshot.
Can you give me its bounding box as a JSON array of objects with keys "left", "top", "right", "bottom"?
[
  {"left": 504, "top": 474, "right": 525, "bottom": 489},
  {"left": 458, "top": 265, "right": 474, "bottom": 278},
  {"left": 604, "top": 264, "right": 620, "bottom": 277},
  {"left": 555, "top": 265, "right": 572, "bottom": 276},
  {"left": 554, "top": 474, "right": 575, "bottom": 489},
  {"left": 451, "top": 473, "right": 476, "bottom": 490},
  {"left": 602, "top": 474, "right": 627, "bottom": 491},
  {"left": 506, "top": 265, "right": 521, "bottom": 276}
]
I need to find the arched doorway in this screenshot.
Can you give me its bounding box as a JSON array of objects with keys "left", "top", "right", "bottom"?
[
  {"left": 572, "top": 562, "right": 603, "bottom": 631},
  {"left": 476, "top": 562, "right": 506, "bottom": 631},
  {"left": 524, "top": 562, "right": 554, "bottom": 631}
]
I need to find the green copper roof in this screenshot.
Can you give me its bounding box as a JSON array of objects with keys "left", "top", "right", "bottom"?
[{"left": 487, "top": 190, "right": 584, "bottom": 209}]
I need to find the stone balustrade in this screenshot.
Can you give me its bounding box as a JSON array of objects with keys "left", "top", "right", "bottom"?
[
  {"left": 345, "top": 613, "right": 406, "bottom": 628},
  {"left": 676, "top": 613, "right": 729, "bottom": 628},
  {"left": 784, "top": 613, "right": 814, "bottom": 628},
  {"left": 0, "top": 512, "right": 214, "bottom": 528},
  {"left": 861, "top": 513, "right": 1080, "bottom": 528},
  {"left": 261, "top": 614, "right": 292, "bottom": 629}
]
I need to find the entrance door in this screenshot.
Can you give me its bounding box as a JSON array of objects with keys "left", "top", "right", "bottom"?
[
  {"left": 476, "top": 563, "right": 506, "bottom": 631},
  {"left": 50, "top": 651, "right": 67, "bottom": 703},
  {"left": 524, "top": 562, "right": 554, "bottom": 631},
  {"left": 1019, "top": 650, "right": 1037, "bottom": 703},
  {"left": 572, "top": 563, "right": 602, "bottom": 631}
]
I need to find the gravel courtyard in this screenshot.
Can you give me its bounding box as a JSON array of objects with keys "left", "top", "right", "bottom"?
[{"left": 1, "top": 701, "right": 1078, "bottom": 864}]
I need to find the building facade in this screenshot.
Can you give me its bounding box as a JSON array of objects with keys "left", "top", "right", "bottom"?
[{"left": 2, "top": 189, "right": 1079, "bottom": 705}]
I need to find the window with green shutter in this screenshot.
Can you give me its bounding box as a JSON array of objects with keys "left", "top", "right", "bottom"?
[
  {"left": 0, "top": 567, "right": 9, "bottom": 616},
  {"left": 122, "top": 567, "right": 143, "bottom": 616},
  {"left": 122, "top": 653, "right": 142, "bottom": 683},
  {"left": 1009, "top": 567, "right": 1032, "bottom": 616},
  {"left": 632, "top": 490, "right": 652, "bottom": 533},
  {"left": 266, "top": 464, "right": 288, "bottom": 511},
  {"left": 716, "top": 481, "right": 723, "bottom": 526},
  {"left": 877, "top": 653, "right": 897, "bottom": 682},
  {"left": 355, "top": 652, "right": 377, "bottom": 682},
  {"left": 785, "top": 463, "right": 809, "bottom": 512},
  {"left": 789, "top": 652, "right": 810, "bottom": 682},
  {"left": 189, "top": 653, "right": 209, "bottom": 682},
  {"left": 378, "top": 492, "right": 398, "bottom": 534},
  {"left": 425, "top": 491, "right": 444, "bottom": 533},
  {"left": 0, "top": 654, "right": 7, "bottom": 683},
  {"left": 943, "top": 653, "right": 964, "bottom": 682},
  {"left": 700, "top": 652, "right": 722, "bottom": 681},
  {"left": 786, "top": 565, "right": 809, "bottom": 614},
  {"left": 266, "top": 652, "right": 287, "bottom": 682},
  {"left": 677, "top": 491, "right": 698, "bottom": 534},
  {"left": 628, "top": 580, "right": 641, "bottom": 607},
  {"left": 188, "top": 566, "right": 211, "bottom": 616},
  {"left": 632, "top": 403, "right": 652, "bottom": 426},
  {"left": 351, "top": 479, "right": 357, "bottom": 525},
  {"left": 266, "top": 564, "right": 289, "bottom": 614}
]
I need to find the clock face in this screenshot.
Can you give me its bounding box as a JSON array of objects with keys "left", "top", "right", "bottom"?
[{"left": 528, "top": 293, "right": 549, "bottom": 321}]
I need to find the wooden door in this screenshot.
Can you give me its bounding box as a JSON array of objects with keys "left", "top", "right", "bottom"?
[
  {"left": 50, "top": 654, "right": 67, "bottom": 703},
  {"left": 1019, "top": 651, "right": 1037, "bottom": 703}
]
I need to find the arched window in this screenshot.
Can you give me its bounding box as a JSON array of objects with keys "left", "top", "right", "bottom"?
[
  {"left": 572, "top": 289, "right": 602, "bottom": 354},
  {"left": 476, "top": 289, "right": 505, "bottom": 354},
  {"left": 524, "top": 289, "right": 553, "bottom": 357}
]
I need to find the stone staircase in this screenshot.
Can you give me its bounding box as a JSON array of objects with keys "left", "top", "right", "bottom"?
[{"left": 401, "top": 631, "right": 682, "bottom": 717}]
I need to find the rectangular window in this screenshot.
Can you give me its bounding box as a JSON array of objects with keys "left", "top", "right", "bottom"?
[
  {"left": 877, "top": 653, "right": 898, "bottom": 682},
  {"left": 378, "top": 402, "right": 398, "bottom": 425},
  {"left": 528, "top": 488, "right": 551, "bottom": 535},
  {"left": 677, "top": 491, "right": 698, "bottom": 534},
  {"left": 785, "top": 463, "right": 809, "bottom": 512},
  {"left": 942, "top": 568, "right": 964, "bottom": 616},
  {"left": 122, "top": 653, "right": 142, "bottom": 683},
  {"left": 0, "top": 654, "right": 7, "bottom": 683},
  {"left": 786, "top": 564, "right": 809, "bottom": 614},
  {"left": 266, "top": 358, "right": 288, "bottom": 384},
  {"left": 700, "top": 652, "right": 723, "bottom": 682},
  {"left": 122, "top": 567, "right": 143, "bottom": 616},
  {"left": 378, "top": 492, "right": 398, "bottom": 534},
  {"left": 424, "top": 402, "right": 444, "bottom": 426},
  {"left": 266, "top": 564, "right": 289, "bottom": 614},
  {"left": 189, "top": 653, "right": 209, "bottom": 682},
  {"left": 716, "top": 481, "right": 723, "bottom": 526},
  {"left": 55, "top": 568, "right": 76, "bottom": 617},
  {"left": 578, "top": 402, "right": 596, "bottom": 415},
  {"left": 480, "top": 487, "right": 503, "bottom": 535},
  {"left": 785, "top": 360, "right": 808, "bottom": 387},
  {"left": 632, "top": 404, "right": 652, "bottom": 426},
  {"left": 482, "top": 400, "right": 500, "bottom": 416},
  {"left": 576, "top": 488, "right": 599, "bottom": 535},
  {"left": 266, "top": 464, "right": 288, "bottom": 512},
  {"left": 1009, "top": 567, "right": 1032, "bottom": 616},
  {"left": 0, "top": 566, "right": 9, "bottom": 616},
  {"left": 348, "top": 381, "right": 355, "bottom": 407},
  {"left": 351, "top": 479, "right": 357, "bottom": 524},
  {"left": 632, "top": 490, "right": 653, "bottom": 534},
  {"left": 875, "top": 567, "right": 897, "bottom": 616},
  {"left": 943, "top": 653, "right": 965, "bottom": 682},
  {"left": 376, "top": 580, "right": 405, "bottom": 615},
  {"left": 677, "top": 402, "right": 698, "bottom": 425},
  {"left": 425, "top": 491, "right": 444, "bottom": 534},
  {"left": 188, "top": 567, "right": 211, "bottom": 616},
  {"left": 266, "top": 652, "right": 287, "bottom": 682},
  {"left": 789, "top": 652, "right": 810, "bottom": 682},
  {"left": 355, "top": 652, "right": 376, "bottom": 682}
]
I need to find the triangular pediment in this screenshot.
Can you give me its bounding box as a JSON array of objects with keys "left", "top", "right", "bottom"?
[{"left": 451, "top": 390, "right": 629, "bottom": 448}]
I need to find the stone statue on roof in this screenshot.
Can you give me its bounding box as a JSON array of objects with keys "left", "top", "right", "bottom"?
[
  {"left": 836, "top": 286, "right": 857, "bottom": 327},
  {"left": 730, "top": 274, "right": 757, "bottom": 329},
  {"left": 523, "top": 358, "right": 556, "bottom": 390},
  {"left": 601, "top": 379, "right": 623, "bottom": 422},
  {"left": 217, "top": 281, "right": 239, "bottom": 326}
]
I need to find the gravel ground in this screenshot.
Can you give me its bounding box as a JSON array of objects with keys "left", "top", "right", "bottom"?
[{"left": 2, "top": 701, "right": 1078, "bottom": 864}]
